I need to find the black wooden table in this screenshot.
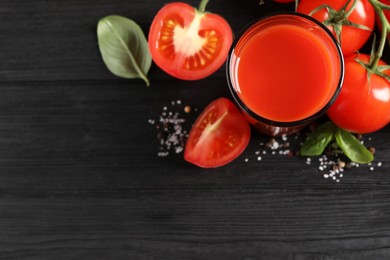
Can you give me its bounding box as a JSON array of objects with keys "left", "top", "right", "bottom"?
[{"left": 1, "top": 0, "right": 390, "bottom": 259}]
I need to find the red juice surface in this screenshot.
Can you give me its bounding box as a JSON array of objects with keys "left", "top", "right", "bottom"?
[{"left": 233, "top": 21, "right": 341, "bottom": 122}]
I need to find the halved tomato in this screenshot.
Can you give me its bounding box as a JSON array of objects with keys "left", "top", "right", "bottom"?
[
  {"left": 148, "top": 2, "right": 233, "bottom": 80},
  {"left": 184, "top": 98, "right": 251, "bottom": 168}
]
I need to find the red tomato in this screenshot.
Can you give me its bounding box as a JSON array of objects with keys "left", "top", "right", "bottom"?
[
  {"left": 297, "top": 0, "right": 375, "bottom": 55},
  {"left": 327, "top": 54, "right": 390, "bottom": 134},
  {"left": 148, "top": 2, "right": 233, "bottom": 80},
  {"left": 184, "top": 98, "right": 251, "bottom": 168}
]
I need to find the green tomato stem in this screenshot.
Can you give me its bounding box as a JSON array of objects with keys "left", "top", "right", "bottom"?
[
  {"left": 344, "top": 0, "right": 358, "bottom": 18},
  {"left": 198, "top": 0, "right": 209, "bottom": 13},
  {"left": 367, "top": 0, "right": 390, "bottom": 70}
]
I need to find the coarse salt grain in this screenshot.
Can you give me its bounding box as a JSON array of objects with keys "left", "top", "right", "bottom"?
[
  {"left": 150, "top": 100, "right": 194, "bottom": 157},
  {"left": 306, "top": 158, "right": 311, "bottom": 165},
  {"left": 175, "top": 146, "right": 183, "bottom": 154}
]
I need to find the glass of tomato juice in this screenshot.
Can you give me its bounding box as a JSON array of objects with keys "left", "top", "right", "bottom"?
[{"left": 227, "top": 12, "right": 344, "bottom": 136}]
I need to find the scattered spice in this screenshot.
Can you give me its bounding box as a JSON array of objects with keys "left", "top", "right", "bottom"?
[
  {"left": 245, "top": 133, "right": 300, "bottom": 162},
  {"left": 148, "top": 100, "right": 196, "bottom": 157},
  {"left": 243, "top": 130, "right": 382, "bottom": 183},
  {"left": 184, "top": 105, "right": 192, "bottom": 113}
]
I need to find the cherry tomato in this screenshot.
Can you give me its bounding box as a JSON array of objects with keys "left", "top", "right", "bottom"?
[
  {"left": 148, "top": 2, "right": 233, "bottom": 80},
  {"left": 297, "top": 0, "right": 375, "bottom": 55},
  {"left": 184, "top": 98, "right": 251, "bottom": 168},
  {"left": 327, "top": 54, "right": 390, "bottom": 134}
]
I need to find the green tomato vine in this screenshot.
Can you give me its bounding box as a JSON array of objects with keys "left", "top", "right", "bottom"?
[{"left": 365, "top": 0, "right": 390, "bottom": 81}]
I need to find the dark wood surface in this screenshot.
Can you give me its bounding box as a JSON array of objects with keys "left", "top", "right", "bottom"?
[{"left": 1, "top": 0, "right": 390, "bottom": 259}]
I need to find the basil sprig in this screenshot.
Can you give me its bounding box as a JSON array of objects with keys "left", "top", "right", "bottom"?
[
  {"left": 300, "top": 122, "right": 374, "bottom": 164},
  {"left": 97, "top": 15, "right": 151, "bottom": 86},
  {"left": 300, "top": 122, "right": 337, "bottom": 156},
  {"left": 335, "top": 128, "right": 374, "bottom": 164}
]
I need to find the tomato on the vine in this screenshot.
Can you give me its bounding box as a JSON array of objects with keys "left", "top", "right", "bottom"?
[
  {"left": 184, "top": 98, "right": 250, "bottom": 168},
  {"left": 297, "top": 0, "right": 375, "bottom": 55},
  {"left": 148, "top": 1, "right": 233, "bottom": 80},
  {"left": 327, "top": 54, "right": 390, "bottom": 134}
]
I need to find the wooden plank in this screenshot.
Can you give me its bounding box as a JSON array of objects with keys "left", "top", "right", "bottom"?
[
  {"left": 1, "top": 190, "right": 390, "bottom": 259},
  {"left": 0, "top": 80, "right": 388, "bottom": 190},
  {"left": 0, "top": 0, "right": 389, "bottom": 259}
]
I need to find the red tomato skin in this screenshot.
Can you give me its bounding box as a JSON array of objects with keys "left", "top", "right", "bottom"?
[
  {"left": 297, "top": 0, "right": 375, "bottom": 55},
  {"left": 184, "top": 98, "right": 251, "bottom": 168},
  {"left": 327, "top": 54, "right": 390, "bottom": 134},
  {"left": 148, "top": 2, "right": 233, "bottom": 80}
]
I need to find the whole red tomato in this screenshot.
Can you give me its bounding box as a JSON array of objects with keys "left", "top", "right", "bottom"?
[
  {"left": 148, "top": 2, "right": 233, "bottom": 80},
  {"left": 184, "top": 98, "right": 250, "bottom": 168},
  {"left": 327, "top": 54, "right": 390, "bottom": 134},
  {"left": 297, "top": 0, "right": 375, "bottom": 55}
]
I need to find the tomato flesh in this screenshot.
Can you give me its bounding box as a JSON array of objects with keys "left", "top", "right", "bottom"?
[
  {"left": 297, "top": 0, "right": 375, "bottom": 55},
  {"left": 184, "top": 98, "right": 251, "bottom": 168},
  {"left": 327, "top": 54, "right": 390, "bottom": 134},
  {"left": 148, "top": 2, "right": 233, "bottom": 80}
]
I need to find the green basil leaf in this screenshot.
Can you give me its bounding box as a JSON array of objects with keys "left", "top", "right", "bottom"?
[
  {"left": 97, "top": 15, "right": 151, "bottom": 86},
  {"left": 335, "top": 128, "right": 374, "bottom": 164},
  {"left": 300, "top": 122, "right": 337, "bottom": 156}
]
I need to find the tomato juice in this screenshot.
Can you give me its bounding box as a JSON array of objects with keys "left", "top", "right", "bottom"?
[{"left": 227, "top": 13, "right": 344, "bottom": 135}]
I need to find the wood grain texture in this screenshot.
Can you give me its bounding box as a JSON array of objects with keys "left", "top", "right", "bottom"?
[{"left": 0, "top": 0, "right": 390, "bottom": 259}]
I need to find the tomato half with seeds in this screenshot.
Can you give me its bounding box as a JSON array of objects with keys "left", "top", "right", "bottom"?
[
  {"left": 148, "top": 1, "right": 233, "bottom": 80},
  {"left": 184, "top": 98, "right": 251, "bottom": 168}
]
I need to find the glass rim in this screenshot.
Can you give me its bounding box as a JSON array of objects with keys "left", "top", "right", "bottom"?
[{"left": 226, "top": 11, "right": 345, "bottom": 127}]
